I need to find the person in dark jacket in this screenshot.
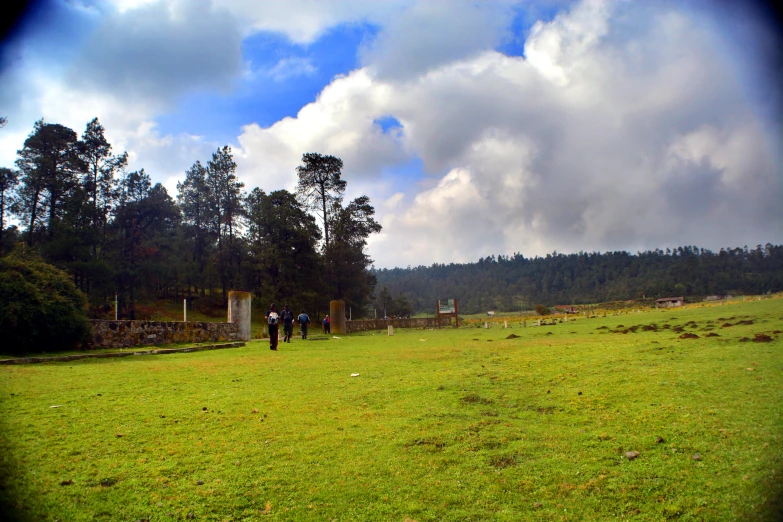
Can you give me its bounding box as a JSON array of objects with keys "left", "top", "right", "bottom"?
[
  {"left": 281, "top": 304, "right": 295, "bottom": 343},
  {"left": 265, "top": 304, "right": 279, "bottom": 351},
  {"left": 298, "top": 310, "right": 311, "bottom": 339},
  {"left": 323, "top": 315, "right": 331, "bottom": 334}
]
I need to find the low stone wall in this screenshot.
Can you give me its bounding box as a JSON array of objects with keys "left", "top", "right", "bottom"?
[
  {"left": 91, "top": 320, "right": 239, "bottom": 348},
  {"left": 346, "top": 317, "right": 442, "bottom": 333}
]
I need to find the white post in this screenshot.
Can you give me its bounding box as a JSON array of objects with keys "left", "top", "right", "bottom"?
[
  {"left": 484, "top": 321, "right": 488, "bottom": 329},
  {"left": 388, "top": 325, "right": 394, "bottom": 336},
  {"left": 183, "top": 299, "right": 187, "bottom": 322},
  {"left": 504, "top": 320, "right": 508, "bottom": 328},
  {"left": 115, "top": 293, "right": 118, "bottom": 320}
]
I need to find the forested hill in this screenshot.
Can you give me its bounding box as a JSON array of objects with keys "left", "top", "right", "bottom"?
[{"left": 372, "top": 245, "right": 783, "bottom": 315}]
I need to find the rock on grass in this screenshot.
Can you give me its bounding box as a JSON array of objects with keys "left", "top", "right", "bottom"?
[{"left": 625, "top": 451, "right": 640, "bottom": 460}]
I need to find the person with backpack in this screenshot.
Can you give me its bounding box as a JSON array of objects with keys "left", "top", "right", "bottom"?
[
  {"left": 265, "top": 304, "right": 280, "bottom": 351},
  {"left": 297, "top": 310, "right": 311, "bottom": 339},
  {"left": 281, "top": 304, "right": 295, "bottom": 343}
]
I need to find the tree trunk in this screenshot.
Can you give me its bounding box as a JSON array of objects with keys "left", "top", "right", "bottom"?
[{"left": 321, "top": 187, "right": 329, "bottom": 248}]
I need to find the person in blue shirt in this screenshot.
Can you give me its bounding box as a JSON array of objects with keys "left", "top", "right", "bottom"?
[{"left": 297, "top": 310, "right": 311, "bottom": 339}]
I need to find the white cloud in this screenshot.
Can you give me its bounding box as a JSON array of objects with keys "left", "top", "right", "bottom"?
[
  {"left": 208, "top": 0, "right": 408, "bottom": 43},
  {"left": 230, "top": 0, "right": 782, "bottom": 268},
  {"left": 3, "top": 0, "right": 780, "bottom": 270},
  {"left": 360, "top": 0, "right": 512, "bottom": 81},
  {"left": 268, "top": 57, "right": 317, "bottom": 82}
]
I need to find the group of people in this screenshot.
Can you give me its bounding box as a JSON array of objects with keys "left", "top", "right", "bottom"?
[{"left": 264, "top": 303, "right": 331, "bottom": 351}]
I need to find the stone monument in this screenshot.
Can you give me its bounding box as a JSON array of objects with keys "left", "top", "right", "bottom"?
[{"left": 228, "top": 291, "right": 252, "bottom": 341}]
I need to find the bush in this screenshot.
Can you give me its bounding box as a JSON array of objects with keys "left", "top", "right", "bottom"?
[
  {"left": 0, "top": 248, "right": 92, "bottom": 355},
  {"left": 534, "top": 304, "right": 550, "bottom": 316}
]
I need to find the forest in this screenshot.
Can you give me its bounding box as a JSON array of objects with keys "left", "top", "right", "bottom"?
[
  {"left": 0, "top": 118, "right": 380, "bottom": 319},
  {"left": 2, "top": 118, "right": 782, "bottom": 320},
  {"left": 373, "top": 245, "right": 783, "bottom": 315}
]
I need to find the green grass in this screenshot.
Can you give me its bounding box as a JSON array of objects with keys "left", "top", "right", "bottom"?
[{"left": 1, "top": 299, "right": 782, "bottom": 521}]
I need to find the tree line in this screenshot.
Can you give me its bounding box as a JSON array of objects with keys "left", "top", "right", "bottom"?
[
  {"left": 372, "top": 245, "right": 783, "bottom": 315},
  {"left": 0, "top": 118, "right": 381, "bottom": 319}
]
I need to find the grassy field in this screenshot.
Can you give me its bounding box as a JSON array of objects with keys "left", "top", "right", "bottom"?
[{"left": 1, "top": 298, "right": 781, "bottom": 521}]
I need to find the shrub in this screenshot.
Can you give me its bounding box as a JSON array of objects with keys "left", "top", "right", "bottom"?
[
  {"left": 534, "top": 304, "right": 550, "bottom": 316},
  {"left": 0, "top": 248, "right": 91, "bottom": 355}
]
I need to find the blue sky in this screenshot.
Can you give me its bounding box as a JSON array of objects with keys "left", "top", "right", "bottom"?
[{"left": 1, "top": 0, "right": 781, "bottom": 268}]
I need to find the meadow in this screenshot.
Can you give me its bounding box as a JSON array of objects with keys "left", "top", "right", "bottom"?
[{"left": 1, "top": 298, "right": 781, "bottom": 521}]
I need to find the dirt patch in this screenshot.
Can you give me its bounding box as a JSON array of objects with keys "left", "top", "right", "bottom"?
[
  {"left": 703, "top": 333, "right": 720, "bottom": 338},
  {"left": 679, "top": 333, "right": 700, "bottom": 339},
  {"left": 752, "top": 334, "right": 773, "bottom": 343},
  {"left": 461, "top": 394, "right": 493, "bottom": 405},
  {"left": 736, "top": 320, "right": 754, "bottom": 326},
  {"left": 545, "top": 332, "right": 553, "bottom": 336},
  {"left": 721, "top": 323, "right": 733, "bottom": 328},
  {"left": 738, "top": 337, "right": 751, "bottom": 342},
  {"left": 672, "top": 327, "right": 685, "bottom": 333},
  {"left": 506, "top": 334, "right": 520, "bottom": 339},
  {"left": 490, "top": 454, "right": 519, "bottom": 469},
  {"left": 596, "top": 326, "right": 609, "bottom": 330},
  {"left": 407, "top": 437, "right": 445, "bottom": 450},
  {"left": 641, "top": 325, "right": 658, "bottom": 332}
]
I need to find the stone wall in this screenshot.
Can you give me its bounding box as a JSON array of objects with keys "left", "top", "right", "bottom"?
[
  {"left": 90, "top": 320, "right": 239, "bottom": 348},
  {"left": 345, "top": 317, "right": 442, "bottom": 333}
]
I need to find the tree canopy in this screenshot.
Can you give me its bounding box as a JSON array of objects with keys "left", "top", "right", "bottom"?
[{"left": 0, "top": 119, "right": 383, "bottom": 320}]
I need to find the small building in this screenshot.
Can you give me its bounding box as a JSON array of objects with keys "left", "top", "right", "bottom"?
[
  {"left": 487, "top": 311, "right": 495, "bottom": 316},
  {"left": 656, "top": 297, "right": 684, "bottom": 308},
  {"left": 555, "top": 306, "right": 578, "bottom": 314}
]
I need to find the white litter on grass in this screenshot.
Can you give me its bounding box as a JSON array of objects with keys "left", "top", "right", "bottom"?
[
  {"left": 333, "top": 336, "right": 341, "bottom": 339},
  {"left": 420, "top": 339, "right": 427, "bottom": 341},
  {"left": 50, "top": 405, "right": 62, "bottom": 408},
  {"left": 350, "top": 373, "right": 360, "bottom": 377}
]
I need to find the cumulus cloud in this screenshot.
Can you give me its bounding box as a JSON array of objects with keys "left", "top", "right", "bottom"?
[
  {"left": 360, "top": 0, "right": 511, "bottom": 81},
  {"left": 232, "top": 0, "right": 782, "bottom": 267},
  {"left": 70, "top": 0, "right": 242, "bottom": 104},
  {"left": 209, "top": 0, "right": 406, "bottom": 43},
  {"left": 233, "top": 68, "right": 411, "bottom": 193},
  {"left": 3, "top": 0, "right": 780, "bottom": 269}
]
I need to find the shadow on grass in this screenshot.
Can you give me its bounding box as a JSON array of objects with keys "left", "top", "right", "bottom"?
[{"left": 0, "top": 421, "right": 34, "bottom": 522}]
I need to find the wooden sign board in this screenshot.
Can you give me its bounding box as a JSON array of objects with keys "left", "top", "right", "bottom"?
[{"left": 436, "top": 299, "right": 459, "bottom": 328}]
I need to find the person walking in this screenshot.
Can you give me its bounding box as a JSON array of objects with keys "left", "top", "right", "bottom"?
[
  {"left": 281, "top": 304, "right": 295, "bottom": 343},
  {"left": 323, "top": 314, "right": 331, "bottom": 334},
  {"left": 298, "top": 310, "right": 311, "bottom": 339},
  {"left": 265, "top": 304, "right": 279, "bottom": 351}
]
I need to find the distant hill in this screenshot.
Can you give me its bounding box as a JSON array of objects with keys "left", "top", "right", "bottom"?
[{"left": 373, "top": 244, "right": 783, "bottom": 315}]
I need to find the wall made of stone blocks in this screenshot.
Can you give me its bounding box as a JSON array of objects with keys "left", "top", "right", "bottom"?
[
  {"left": 345, "top": 317, "right": 441, "bottom": 333},
  {"left": 90, "top": 320, "right": 239, "bottom": 348}
]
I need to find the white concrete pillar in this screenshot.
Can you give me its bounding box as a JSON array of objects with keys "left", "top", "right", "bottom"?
[
  {"left": 388, "top": 325, "right": 394, "bottom": 336},
  {"left": 228, "top": 291, "right": 252, "bottom": 341},
  {"left": 504, "top": 320, "right": 508, "bottom": 328}
]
